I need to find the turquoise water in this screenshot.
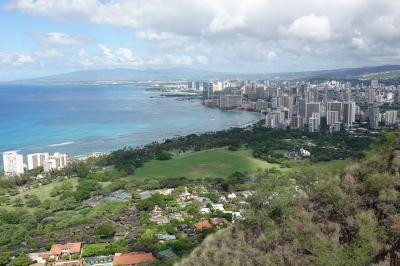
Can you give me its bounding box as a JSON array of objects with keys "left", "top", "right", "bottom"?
[{"left": 0, "top": 84, "right": 261, "bottom": 158}]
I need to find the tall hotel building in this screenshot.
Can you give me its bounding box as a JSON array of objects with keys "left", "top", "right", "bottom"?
[
  {"left": 27, "top": 153, "right": 49, "bottom": 170},
  {"left": 2, "top": 151, "right": 24, "bottom": 176}
]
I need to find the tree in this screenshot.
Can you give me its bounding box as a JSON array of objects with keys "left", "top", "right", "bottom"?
[
  {"left": 156, "top": 150, "right": 173, "bottom": 160},
  {"left": 95, "top": 221, "right": 114, "bottom": 238},
  {"left": 12, "top": 254, "right": 31, "bottom": 266},
  {"left": 0, "top": 252, "right": 10, "bottom": 266},
  {"left": 25, "top": 195, "right": 41, "bottom": 208}
]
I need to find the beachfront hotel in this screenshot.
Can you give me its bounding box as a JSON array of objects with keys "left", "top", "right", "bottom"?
[{"left": 2, "top": 151, "right": 24, "bottom": 176}]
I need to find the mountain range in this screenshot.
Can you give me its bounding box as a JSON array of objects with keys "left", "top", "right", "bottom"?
[{"left": 9, "top": 64, "right": 400, "bottom": 84}]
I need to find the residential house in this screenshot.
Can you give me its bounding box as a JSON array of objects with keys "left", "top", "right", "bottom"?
[
  {"left": 113, "top": 252, "right": 156, "bottom": 266},
  {"left": 194, "top": 220, "right": 213, "bottom": 231}
]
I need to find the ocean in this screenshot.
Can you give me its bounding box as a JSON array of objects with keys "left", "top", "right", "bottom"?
[{"left": 0, "top": 83, "right": 261, "bottom": 161}]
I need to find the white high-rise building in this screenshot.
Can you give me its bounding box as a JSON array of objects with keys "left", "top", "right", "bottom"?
[
  {"left": 2, "top": 151, "right": 24, "bottom": 176},
  {"left": 383, "top": 110, "right": 398, "bottom": 126},
  {"left": 27, "top": 153, "right": 49, "bottom": 170},
  {"left": 43, "top": 152, "right": 68, "bottom": 172},
  {"left": 308, "top": 113, "right": 320, "bottom": 133}
]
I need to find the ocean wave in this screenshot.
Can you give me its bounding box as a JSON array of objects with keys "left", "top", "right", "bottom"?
[{"left": 47, "top": 141, "right": 74, "bottom": 147}]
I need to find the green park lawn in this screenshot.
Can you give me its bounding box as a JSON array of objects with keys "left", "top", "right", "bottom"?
[{"left": 134, "top": 148, "right": 284, "bottom": 179}]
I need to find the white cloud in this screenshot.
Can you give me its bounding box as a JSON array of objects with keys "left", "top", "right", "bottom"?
[
  {"left": 38, "top": 32, "right": 90, "bottom": 46},
  {"left": 6, "top": 0, "right": 400, "bottom": 71},
  {"left": 14, "top": 54, "right": 36, "bottom": 64},
  {"left": 287, "top": 15, "right": 332, "bottom": 42}
]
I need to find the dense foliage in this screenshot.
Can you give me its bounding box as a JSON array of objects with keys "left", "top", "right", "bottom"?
[{"left": 178, "top": 133, "right": 400, "bottom": 266}]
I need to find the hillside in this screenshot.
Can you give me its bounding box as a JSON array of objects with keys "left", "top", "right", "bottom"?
[{"left": 177, "top": 133, "right": 400, "bottom": 266}]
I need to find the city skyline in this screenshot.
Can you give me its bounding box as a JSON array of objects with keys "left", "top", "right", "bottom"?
[{"left": 2, "top": 0, "right": 400, "bottom": 81}]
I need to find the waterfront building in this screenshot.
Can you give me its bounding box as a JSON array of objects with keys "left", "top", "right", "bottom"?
[
  {"left": 44, "top": 152, "right": 68, "bottom": 172},
  {"left": 2, "top": 151, "right": 24, "bottom": 176},
  {"left": 202, "top": 82, "right": 213, "bottom": 100},
  {"left": 219, "top": 93, "right": 242, "bottom": 109},
  {"left": 27, "top": 153, "right": 49, "bottom": 170}
]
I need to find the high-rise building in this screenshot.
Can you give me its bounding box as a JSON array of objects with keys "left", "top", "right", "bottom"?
[
  {"left": 2, "top": 151, "right": 24, "bottom": 176},
  {"left": 27, "top": 153, "right": 49, "bottom": 170},
  {"left": 368, "top": 88, "right": 376, "bottom": 103},
  {"left": 308, "top": 113, "right": 320, "bottom": 133},
  {"left": 327, "top": 101, "right": 343, "bottom": 121},
  {"left": 43, "top": 152, "right": 68, "bottom": 172},
  {"left": 383, "top": 110, "right": 398, "bottom": 126},
  {"left": 343, "top": 101, "right": 356, "bottom": 128},
  {"left": 371, "top": 80, "right": 379, "bottom": 89},
  {"left": 368, "top": 103, "right": 380, "bottom": 129},
  {"left": 306, "top": 102, "right": 320, "bottom": 123},
  {"left": 202, "top": 82, "right": 213, "bottom": 100},
  {"left": 290, "top": 114, "right": 304, "bottom": 130},
  {"left": 326, "top": 110, "right": 339, "bottom": 126}
]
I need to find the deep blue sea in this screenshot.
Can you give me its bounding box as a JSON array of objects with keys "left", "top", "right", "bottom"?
[{"left": 0, "top": 84, "right": 261, "bottom": 161}]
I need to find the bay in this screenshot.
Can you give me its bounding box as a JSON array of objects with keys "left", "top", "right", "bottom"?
[{"left": 0, "top": 84, "right": 261, "bottom": 161}]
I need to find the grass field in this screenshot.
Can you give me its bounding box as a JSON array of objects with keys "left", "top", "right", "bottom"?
[
  {"left": 134, "top": 148, "right": 284, "bottom": 179},
  {"left": 10, "top": 177, "right": 79, "bottom": 202},
  {"left": 288, "top": 159, "right": 350, "bottom": 177}
]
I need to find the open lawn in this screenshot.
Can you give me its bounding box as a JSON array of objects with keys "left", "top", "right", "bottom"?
[
  {"left": 10, "top": 177, "right": 79, "bottom": 201},
  {"left": 134, "top": 148, "right": 284, "bottom": 179}
]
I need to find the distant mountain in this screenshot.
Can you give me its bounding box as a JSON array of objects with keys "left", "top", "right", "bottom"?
[
  {"left": 11, "top": 67, "right": 224, "bottom": 84},
  {"left": 10, "top": 64, "right": 400, "bottom": 84}
]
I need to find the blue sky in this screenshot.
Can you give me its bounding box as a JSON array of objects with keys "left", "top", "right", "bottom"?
[{"left": 1, "top": 0, "right": 400, "bottom": 81}]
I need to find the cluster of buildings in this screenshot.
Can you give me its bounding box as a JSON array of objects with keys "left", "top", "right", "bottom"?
[
  {"left": 2, "top": 151, "right": 68, "bottom": 176},
  {"left": 184, "top": 79, "right": 399, "bottom": 132},
  {"left": 28, "top": 242, "right": 156, "bottom": 266}
]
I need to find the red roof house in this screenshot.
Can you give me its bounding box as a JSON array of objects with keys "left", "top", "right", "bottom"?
[
  {"left": 50, "top": 242, "right": 82, "bottom": 256},
  {"left": 113, "top": 252, "right": 156, "bottom": 266}
]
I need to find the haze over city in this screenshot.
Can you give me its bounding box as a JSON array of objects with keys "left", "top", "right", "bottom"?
[{"left": 2, "top": 0, "right": 400, "bottom": 81}]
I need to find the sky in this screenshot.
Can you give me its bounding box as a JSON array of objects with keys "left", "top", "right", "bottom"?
[{"left": 1, "top": 0, "right": 400, "bottom": 81}]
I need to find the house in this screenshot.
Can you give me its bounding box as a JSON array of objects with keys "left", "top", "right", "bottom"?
[
  {"left": 200, "top": 207, "right": 210, "bottom": 214},
  {"left": 113, "top": 252, "right": 156, "bottom": 266},
  {"left": 49, "top": 242, "right": 82, "bottom": 256},
  {"left": 300, "top": 148, "right": 311, "bottom": 157},
  {"left": 155, "top": 234, "right": 177, "bottom": 241},
  {"left": 156, "top": 188, "right": 174, "bottom": 195},
  {"left": 194, "top": 220, "right": 213, "bottom": 231},
  {"left": 28, "top": 253, "right": 49, "bottom": 264},
  {"left": 211, "top": 203, "right": 224, "bottom": 211}
]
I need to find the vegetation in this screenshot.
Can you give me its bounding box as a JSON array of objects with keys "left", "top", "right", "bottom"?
[
  {"left": 134, "top": 149, "right": 282, "bottom": 179},
  {"left": 177, "top": 132, "right": 400, "bottom": 265}
]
